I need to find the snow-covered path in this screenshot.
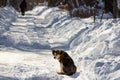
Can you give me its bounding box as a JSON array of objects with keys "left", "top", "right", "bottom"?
[
  {"left": 0, "top": 6, "right": 81, "bottom": 80},
  {"left": 0, "top": 8, "right": 60, "bottom": 79},
  {"left": 0, "top": 11, "right": 78, "bottom": 78},
  {"left": 0, "top": 50, "right": 63, "bottom": 80}
]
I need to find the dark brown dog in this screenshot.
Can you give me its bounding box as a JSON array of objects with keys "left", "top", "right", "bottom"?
[{"left": 52, "top": 49, "right": 77, "bottom": 75}]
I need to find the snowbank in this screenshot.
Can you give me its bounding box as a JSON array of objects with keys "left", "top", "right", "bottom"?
[
  {"left": 0, "top": 6, "right": 120, "bottom": 80},
  {"left": 71, "top": 19, "right": 120, "bottom": 80},
  {"left": 0, "top": 7, "right": 17, "bottom": 47}
]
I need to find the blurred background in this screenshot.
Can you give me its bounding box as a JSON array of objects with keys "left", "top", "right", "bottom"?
[
  {"left": 0, "top": 0, "right": 120, "bottom": 18},
  {"left": 0, "top": 0, "right": 44, "bottom": 10}
]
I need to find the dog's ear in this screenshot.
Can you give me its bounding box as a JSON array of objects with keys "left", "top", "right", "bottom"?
[
  {"left": 57, "top": 50, "right": 62, "bottom": 54},
  {"left": 52, "top": 49, "right": 56, "bottom": 55},
  {"left": 52, "top": 50, "right": 57, "bottom": 59}
]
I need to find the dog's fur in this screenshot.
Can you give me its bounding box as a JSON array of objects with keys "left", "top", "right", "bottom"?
[{"left": 52, "top": 49, "right": 77, "bottom": 75}]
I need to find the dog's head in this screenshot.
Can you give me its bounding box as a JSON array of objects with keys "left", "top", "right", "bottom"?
[{"left": 52, "top": 49, "right": 61, "bottom": 60}]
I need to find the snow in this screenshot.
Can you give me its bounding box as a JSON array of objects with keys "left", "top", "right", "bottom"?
[{"left": 0, "top": 6, "right": 120, "bottom": 80}]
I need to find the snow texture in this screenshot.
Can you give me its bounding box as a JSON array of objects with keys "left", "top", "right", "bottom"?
[{"left": 0, "top": 6, "right": 120, "bottom": 80}]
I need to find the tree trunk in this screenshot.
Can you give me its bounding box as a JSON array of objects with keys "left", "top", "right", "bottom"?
[
  {"left": 113, "top": 0, "right": 117, "bottom": 18},
  {"left": 75, "top": 0, "right": 80, "bottom": 8},
  {"left": 0, "top": 0, "right": 7, "bottom": 6},
  {"left": 117, "top": 0, "right": 120, "bottom": 17},
  {"left": 0, "top": 0, "right": 2, "bottom": 6}
]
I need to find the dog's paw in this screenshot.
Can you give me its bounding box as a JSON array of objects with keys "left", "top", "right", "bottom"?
[{"left": 57, "top": 72, "right": 65, "bottom": 75}]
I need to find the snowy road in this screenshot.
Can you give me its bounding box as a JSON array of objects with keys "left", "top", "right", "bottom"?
[
  {"left": 0, "top": 50, "right": 61, "bottom": 80},
  {"left": 0, "top": 6, "right": 81, "bottom": 80}
]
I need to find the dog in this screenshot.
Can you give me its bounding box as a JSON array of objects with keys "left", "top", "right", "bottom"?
[{"left": 52, "top": 49, "right": 77, "bottom": 75}]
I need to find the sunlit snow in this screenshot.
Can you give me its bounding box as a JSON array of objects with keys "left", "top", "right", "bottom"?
[{"left": 0, "top": 6, "right": 120, "bottom": 80}]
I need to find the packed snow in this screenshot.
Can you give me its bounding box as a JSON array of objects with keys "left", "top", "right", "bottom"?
[{"left": 0, "top": 6, "right": 120, "bottom": 80}]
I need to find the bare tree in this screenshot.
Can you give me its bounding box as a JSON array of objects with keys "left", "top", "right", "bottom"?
[
  {"left": 75, "top": 0, "right": 80, "bottom": 8},
  {"left": 0, "top": 0, "right": 7, "bottom": 6},
  {"left": 113, "top": 0, "right": 117, "bottom": 18}
]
